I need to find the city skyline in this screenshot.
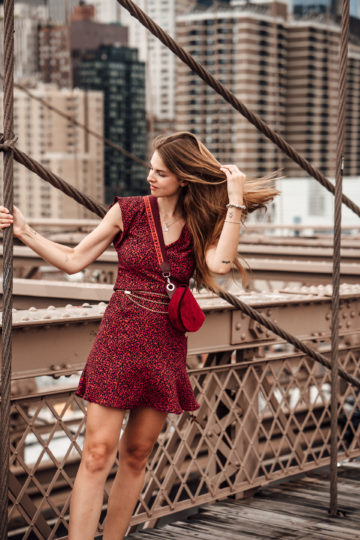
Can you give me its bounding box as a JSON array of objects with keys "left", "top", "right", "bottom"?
[{"left": 0, "top": 0, "right": 359, "bottom": 222}]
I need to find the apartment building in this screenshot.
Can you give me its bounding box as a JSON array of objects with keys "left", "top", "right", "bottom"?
[
  {"left": 176, "top": 2, "right": 287, "bottom": 177},
  {"left": 0, "top": 85, "right": 104, "bottom": 219},
  {"left": 285, "top": 20, "right": 339, "bottom": 177},
  {"left": 176, "top": 1, "right": 360, "bottom": 178}
]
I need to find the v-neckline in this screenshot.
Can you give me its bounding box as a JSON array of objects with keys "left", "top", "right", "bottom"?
[{"left": 154, "top": 196, "right": 187, "bottom": 248}]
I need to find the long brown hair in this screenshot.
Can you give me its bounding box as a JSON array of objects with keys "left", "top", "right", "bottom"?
[{"left": 153, "top": 131, "right": 279, "bottom": 292}]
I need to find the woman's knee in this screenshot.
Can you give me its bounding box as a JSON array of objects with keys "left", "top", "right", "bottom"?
[
  {"left": 82, "top": 441, "right": 116, "bottom": 474},
  {"left": 119, "top": 441, "right": 154, "bottom": 474}
]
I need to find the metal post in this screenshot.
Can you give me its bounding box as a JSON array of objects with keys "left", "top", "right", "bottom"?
[{"left": 1, "top": 0, "right": 14, "bottom": 536}]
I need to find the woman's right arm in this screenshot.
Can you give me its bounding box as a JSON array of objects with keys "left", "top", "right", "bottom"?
[{"left": 0, "top": 204, "right": 123, "bottom": 274}]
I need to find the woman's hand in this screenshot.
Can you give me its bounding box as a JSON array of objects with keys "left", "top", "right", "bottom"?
[
  {"left": 0, "top": 205, "right": 27, "bottom": 237},
  {"left": 220, "top": 164, "right": 246, "bottom": 204}
]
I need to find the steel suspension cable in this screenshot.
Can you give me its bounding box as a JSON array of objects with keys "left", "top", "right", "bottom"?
[
  {"left": 1, "top": 1, "right": 14, "bottom": 537},
  {"left": 0, "top": 75, "right": 148, "bottom": 169},
  {"left": 329, "top": 0, "right": 350, "bottom": 517},
  {"left": 115, "top": 0, "right": 360, "bottom": 219},
  {"left": 0, "top": 135, "right": 107, "bottom": 218}
]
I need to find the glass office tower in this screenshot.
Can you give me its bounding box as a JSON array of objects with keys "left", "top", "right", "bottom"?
[{"left": 78, "top": 45, "right": 147, "bottom": 203}]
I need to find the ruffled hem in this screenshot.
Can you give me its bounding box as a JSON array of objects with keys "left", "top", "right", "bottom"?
[{"left": 76, "top": 389, "right": 200, "bottom": 415}]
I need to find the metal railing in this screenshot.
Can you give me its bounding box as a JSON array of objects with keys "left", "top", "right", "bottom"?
[{"left": 6, "top": 289, "right": 360, "bottom": 538}]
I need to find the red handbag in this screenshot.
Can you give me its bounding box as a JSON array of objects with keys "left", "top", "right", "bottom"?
[{"left": 144, "top": 196, "right": 205, "bottom": 333}]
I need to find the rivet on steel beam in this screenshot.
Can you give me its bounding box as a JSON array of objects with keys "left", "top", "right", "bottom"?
[
  {"left": 82, "top": 302, "right": 91, "bottom": 308},
  {"left": 29, "top": 306, "right": 37, "bottom": 311},
  {"left": 241, "top": 334, "right": 246, "bottom": 341},
  {"left": 21, "top": 316, "right": 30, "bottom": 321},
  {"left": 235, "top": 323, "right": 241, "bottom": 330},
  {"left": 47, "top": 305, "right": 56, "bottom": 310},
  {"left": 65, "top": 304, "right": 73, "bottom": 309},
  {"left": 350, "top": 311, "right": 355, "bottom": 318}
]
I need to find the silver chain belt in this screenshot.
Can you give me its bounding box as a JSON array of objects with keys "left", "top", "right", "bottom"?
[{"left": 115, "top": 289, "right": 169, "bottom": 314}]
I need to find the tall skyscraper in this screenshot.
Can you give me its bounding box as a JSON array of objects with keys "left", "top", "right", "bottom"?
[
  {"left": 176, "top": 2, "right": 287, "bottom": 177},
  {"left": 78, "top": 45, "right": 147, "bottom": 202},
  {"left": 176, "top": 0, "right": 360, "bottom": 178},
  {"left": 285, "top": 20, "right": 339, "bottom": 177},
  {"left": 0, "top": 85, "right": 104, "bottom": 219}
]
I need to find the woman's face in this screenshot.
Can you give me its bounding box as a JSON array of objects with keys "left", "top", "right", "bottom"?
[{"left": 147, "top": 151, "right": 185, "bottom": 197}]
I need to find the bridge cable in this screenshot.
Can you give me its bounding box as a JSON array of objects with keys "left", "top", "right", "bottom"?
[
  {"left": 0, "top": 133, "right": 107, "bottom": 218},
  {"left": 329, "top": 0, "right": 350, "bottom": 518},
  {"left": 0, "top": 1, "right": 14, "bottom": 538}
]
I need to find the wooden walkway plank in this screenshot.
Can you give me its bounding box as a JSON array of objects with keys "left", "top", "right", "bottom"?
[
  {"left": 126, "top": 465, "right": 360, "bottom": 540},
  {"left": 188, "top": 511, "right": 297, "bottom": 538},
  {"left": 247, "top": 495, "right": 360, "bottom": 527}
]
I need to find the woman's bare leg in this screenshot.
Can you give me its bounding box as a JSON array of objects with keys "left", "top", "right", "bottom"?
[
  {"left": 68, "top": 402, "right": 126, "bottom": 540},
  {"left": 102, "top": 407, "right": 168, "bottom": 540}
]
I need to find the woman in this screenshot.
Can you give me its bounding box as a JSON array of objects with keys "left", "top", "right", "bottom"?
[{"left": 0, "top": 131, "right": 278, "bottom": 539}]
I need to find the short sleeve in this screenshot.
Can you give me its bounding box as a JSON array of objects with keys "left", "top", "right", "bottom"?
[{"left": 109, "top": 196, "right": 143, "bottom": 249}]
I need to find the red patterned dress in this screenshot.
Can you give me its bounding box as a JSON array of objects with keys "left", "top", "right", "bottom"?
[{"left": 76, "top": 196, "right": 200, "bottom": 414}]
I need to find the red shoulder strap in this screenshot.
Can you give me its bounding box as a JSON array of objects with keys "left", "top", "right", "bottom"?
[{"left": 144, "top": 196, "right": 170, "bottom": 273}]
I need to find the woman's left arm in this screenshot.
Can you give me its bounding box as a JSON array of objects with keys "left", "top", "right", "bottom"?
[{"left": 205, "top": 164, "right": 245, "bottom": 275}]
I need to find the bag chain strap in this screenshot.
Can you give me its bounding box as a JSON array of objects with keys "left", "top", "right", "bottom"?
[{"left": 115, "top": 289, "right": 169, "bottom": 314}]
